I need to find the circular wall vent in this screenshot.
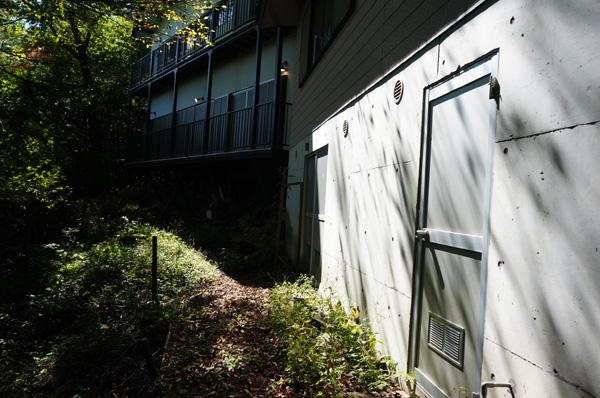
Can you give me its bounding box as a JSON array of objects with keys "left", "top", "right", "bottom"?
[
  {"left": 393, "top": 80, "right": 404, "bottom": 104},
  {"left": 342, "top": 120, "right": 349, "bottom": 137}
]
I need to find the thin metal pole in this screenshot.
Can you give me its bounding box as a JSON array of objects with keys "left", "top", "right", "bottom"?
[
  {"left": 145, "top": 83, "right": 153, "bottom": 160},
  {"left": 272, "top": 27, "right": 283, "bottom": 149},
  {"left": 151, "top": 235, "right": 158, "bottom": 303},
  {"left": 251, "top": 26, "right": 263, "bottom": 149},
  {"left": 203, "top": 50, "right": 214, "bottom": 154},
  {"left": 170, "top": 70, "right": 179, "bottom": 157}
]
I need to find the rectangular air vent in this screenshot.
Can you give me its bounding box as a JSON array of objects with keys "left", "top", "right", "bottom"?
[{"left": 428, "top": 313, "right": 465, "bottom": 368}]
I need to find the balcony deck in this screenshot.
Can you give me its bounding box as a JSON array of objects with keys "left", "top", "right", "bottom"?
[{"left": 130, "top": 0, "right": 256, "bottom": 90}]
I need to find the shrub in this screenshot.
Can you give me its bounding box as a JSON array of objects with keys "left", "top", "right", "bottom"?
[
  {"left": 267, "top": 276, "right": 397, "bottom": 397},
  {"left": 1, "top": 220, "right": 217, "bottom": 397}
]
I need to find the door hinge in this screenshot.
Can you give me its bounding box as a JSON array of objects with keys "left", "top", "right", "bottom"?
[{"left": 489, "top": 76, "right": 501, "bottom": 109}]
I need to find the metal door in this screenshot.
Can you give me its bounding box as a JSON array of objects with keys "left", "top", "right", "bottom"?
[
  {"left": 302, "top": 147, "right": 328, "bottom": 282},
  {"left": 411, "top": 53, "right": 498, "bottom": 398}
]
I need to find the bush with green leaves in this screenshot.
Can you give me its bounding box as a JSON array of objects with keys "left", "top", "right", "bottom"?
[
  {"left": 267, "top": 276, "right": 397, "bottom": 397},
  {"left": 1, "top": 220, "right": 217, "bottom": 397}
]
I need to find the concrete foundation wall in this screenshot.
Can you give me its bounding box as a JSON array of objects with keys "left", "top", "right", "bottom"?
[{"left": 285, "top": 0, "right": 600, "bottom": 396}]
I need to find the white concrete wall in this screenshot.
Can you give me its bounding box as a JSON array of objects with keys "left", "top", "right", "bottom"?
[{"left": 286, "top": 0, "right": 600, "bottom": 396}]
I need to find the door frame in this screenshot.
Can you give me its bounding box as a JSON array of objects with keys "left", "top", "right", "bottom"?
[
  {"left": 408, "top": 50, "right": 499, "bottom": 397},
  {"left": 299, "top": 145, "right": 329, "bottom": 275}
]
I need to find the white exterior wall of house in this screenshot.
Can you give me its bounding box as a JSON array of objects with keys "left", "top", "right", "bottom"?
[
  {"left": 150, "top": 86, "right": 173, "bottom": 118},
  {"left": 212, "top": 49, "right": 257, "bottom": 98},
  {"left": 177, "top": 73, "right": 207, "bottom": 111},
  {"left": 285, "top": 0, "right": 600, "bottom": 396},
  {"left": 149, "top": 31, "right": 297, "bottom": 118}
]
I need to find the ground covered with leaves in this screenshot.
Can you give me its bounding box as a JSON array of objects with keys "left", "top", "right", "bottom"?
[
  {"left": 159, "top": 274, "right": 292, "bottom": 397},
  {"left": 158, "top": 274, "right": 408, "bottom": 398},
  {"left": 1, "top": 199, "right": 408, "bottom": 397}
]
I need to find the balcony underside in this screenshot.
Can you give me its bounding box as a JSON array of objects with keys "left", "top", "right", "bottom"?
[{"left": 125, "top": 147, "right": 282, "bottom": 168}]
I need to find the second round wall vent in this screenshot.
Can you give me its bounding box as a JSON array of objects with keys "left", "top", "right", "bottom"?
[{"left": 393, "top": 80, "right": 404, "bottom": 104}]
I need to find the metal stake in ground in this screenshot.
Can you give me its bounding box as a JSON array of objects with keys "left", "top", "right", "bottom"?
[{"left": 152, "top": 235, "right": 158, "bottom": 304}]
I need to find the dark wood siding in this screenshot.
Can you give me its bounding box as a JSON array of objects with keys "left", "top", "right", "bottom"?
[{"left": 289, "top": 0, "right": 477, "bottom": 146}]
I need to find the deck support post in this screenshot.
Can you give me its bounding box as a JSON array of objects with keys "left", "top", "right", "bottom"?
[
  {"left": 272, "top": 26, "right": 284, "bottom": 150},
  {"left": 203, "top": 50, "right": 214, "bottom": 154},
  {"left": 145, "top": 83, "right": 153, "bottom": 160},
  {"left": 170, "top": 70, "right": 179, "bottom": 157},
  {"left": 251, "top": 26, "right": 263, "bottom": 149}
]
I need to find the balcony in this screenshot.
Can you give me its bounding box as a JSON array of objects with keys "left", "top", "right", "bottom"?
[
  {"left": 130, "top": 0, "right": 257, "bottom": 89},
  {"left": 127, "top": 101, "right": 290, "bottom": 165}
]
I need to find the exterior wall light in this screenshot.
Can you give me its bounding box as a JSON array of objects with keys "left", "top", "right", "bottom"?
[
  {"left": 194, "top": 96, "right": 205, "bottom": 103},
  {"left": 280, "top": 60, "right": 289, "bottom": 76}
]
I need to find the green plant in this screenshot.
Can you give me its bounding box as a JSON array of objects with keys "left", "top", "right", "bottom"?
[
  {"left": 267, "top": 276, "right": 397, "bottom": 397},
  {"left": 399, "top": 370, "right": 417, "bottom": 397},
  {"left": 1, "top": 220, "right": 217, "bottom": 397}
]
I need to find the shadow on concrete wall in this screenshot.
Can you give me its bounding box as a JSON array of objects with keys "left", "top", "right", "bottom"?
[{"left": 305, "top": 1, "right": 600, "bottom": 395}]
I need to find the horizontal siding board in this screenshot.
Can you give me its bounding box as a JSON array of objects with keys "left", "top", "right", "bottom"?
[
  {"left": 289, "top": 0, "right": 477, "bottom": 146},
  {"left": 290, "top": 0, "right": 388, "bottom": 143},
  {"left": 293, "top": 0, "right": 387, "bottom": 107}
]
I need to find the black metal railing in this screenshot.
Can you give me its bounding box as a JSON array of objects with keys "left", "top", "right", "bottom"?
[
  {"left": 152, "top": 37, "right": 178, "bottom": 76},
  {"left": 130, "top": 0, "right": 256, "bottom": 88},
  {"left": 128, "top": 100, "right": 290, "bottom": 162},
  {"left": 146, "top": 114, "right": 173, "bottom": 160}
]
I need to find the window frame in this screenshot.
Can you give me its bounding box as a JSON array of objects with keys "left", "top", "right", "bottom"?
[{"left": 298, "top": 0, "right": 355, "bottom": 87}]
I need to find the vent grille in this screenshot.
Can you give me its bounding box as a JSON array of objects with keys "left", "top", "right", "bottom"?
[
  {"left": 342, "top": 120, "right": 349, "bottom": 137},
  {"left": 393, "top": 80, "right": 404, "bottom": 104},
  {"left": 428, "top": 313, "right": 465, "bottom": 368}
]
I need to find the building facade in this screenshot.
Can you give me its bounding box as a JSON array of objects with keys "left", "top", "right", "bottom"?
[
  {"left": 128, "top": 0, "right": 600, "bottom": 397},
  {"left": 128, "top": 0, "right": 296, "bottom": 168},
  {"left": 281, "top": 0, "right": 600, "bottom": 397}
]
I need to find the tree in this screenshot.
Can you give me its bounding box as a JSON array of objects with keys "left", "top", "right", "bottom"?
[{"left": 0, "top": 0, "right": 213, "bottom": 258}]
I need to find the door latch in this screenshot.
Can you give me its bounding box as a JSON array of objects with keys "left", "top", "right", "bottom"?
[
  {"left": 415, "top": 229, "right": 429, "bottom": 241},
  {"left": 489, "top": 76, "right": 501, "bottom": 110}
]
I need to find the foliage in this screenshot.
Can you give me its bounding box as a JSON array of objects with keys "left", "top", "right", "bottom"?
[
  {"left": 0, "top": 219, "right": 217, "bottom": 397},
  {"left": 267, "top": 276, "right": 398, "bottom": 397},
  {"left": 399, "top": 370, "right": 418, "bottom": 398},
  {"left": 0, "top": 0, "right": 218, "bottom": 267}
]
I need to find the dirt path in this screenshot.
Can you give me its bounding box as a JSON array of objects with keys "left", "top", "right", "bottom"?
[{"left": 159, "top": 273, "right": 298, "bottom": 397}]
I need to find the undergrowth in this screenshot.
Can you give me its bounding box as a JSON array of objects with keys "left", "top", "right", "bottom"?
[
  {"left": 0, "top": 219, "right": 216, "bottom": 397},
  {"left": 267, "top": 276, "right": 398, "bottom": 397}
]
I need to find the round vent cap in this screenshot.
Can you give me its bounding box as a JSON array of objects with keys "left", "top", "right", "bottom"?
[
  {"left": 393, "top": 80, "right": 404, "bottom": 104},
  {"left": 342, "top": 120, "right": 349, "bottom": 137}
]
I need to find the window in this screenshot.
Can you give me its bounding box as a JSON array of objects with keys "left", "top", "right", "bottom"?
[{"left": 300, "top": 0, "right": 353, "bottom": 82}]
